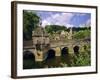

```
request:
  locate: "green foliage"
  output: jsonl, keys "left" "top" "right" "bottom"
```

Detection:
{"left": 23, "top": 10, "right": 40, "bottom": 40}
{"left": 73, "top": 30, "right": 90, "bottom": 39}
{"left": 45, "top": 25, "right": 91, "bottom": 39}
{"left": 72, "top": 26, "right": 91, "bottom": 32}
{"left": 45, "top": 25, "right": 68, "bottom": 34}
{"left": 71, "top": 52, "right": 91, "bottom": 66}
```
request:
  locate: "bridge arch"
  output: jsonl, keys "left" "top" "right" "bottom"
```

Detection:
{"left": 46, "top": 49, "right": 56, "bottom": 59}
{"left": 83, "top": 45, "right": 88, "bottom": 51}
{"left": 73, "top": 45, "right": 80, "bottom": 55}
{"left": 61, "top": 47, "right": 69, "bottom": 55}
{"left": 23, "top": 50, "right": 35, "bottom": 61}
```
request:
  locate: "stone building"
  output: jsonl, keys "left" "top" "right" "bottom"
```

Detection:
{"left": 23, "top": 22, "right": 50, "bottom": 61}
{"left": 32, "top": 26, "right": 50, "bottom": 51}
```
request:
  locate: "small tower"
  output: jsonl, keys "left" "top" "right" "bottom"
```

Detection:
{"left": 32, "top": 18, "right": 50, "bottom": 47}
{"left": 68, "top": 27, "right": 73, "bottom": 39}
{"left": 39, "top": 18, "right": 42, "bottom": 27}
{"left": 32, "top": 19, "right": 50, "bottom": 61}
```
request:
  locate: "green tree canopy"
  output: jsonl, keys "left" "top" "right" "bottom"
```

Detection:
{"left": 73, "top": 30, "right": 90, "bottom": 39}
{"left": 45, "top": 25, "right": 68, "bottom": 34}
{"left": 23, "top": 10, "right": 40, "bottom": 40}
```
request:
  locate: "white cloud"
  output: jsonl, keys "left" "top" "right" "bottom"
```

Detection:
{"left": 86, "top": 19, "right": 91, "bottom": 27}
{"left": 65, "top": 24, "right": 74, "bottom": 28}
{"left": 79, "top": 19, "right": 91, "bottom": 27}
{"left": 75, "top": 13, "right": 87, "bottom": 16}
{"left": 42, "top": 12, "right": 74, "bottom": 27}
{"left": 42, "top": 20, "right": 51, "bottom": 27}
{"left": 52, "top": 13, "right": 74, "bottom": 23}
{"left": 79, "top": 24, "right": 86, "bottom": 27}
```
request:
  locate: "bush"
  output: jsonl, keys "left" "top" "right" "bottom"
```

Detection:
{"left": 71, "top": 52, "right": 91, "bottom": 66}
{"left": 73, "top": 30, "right": 90, "bottom": 39}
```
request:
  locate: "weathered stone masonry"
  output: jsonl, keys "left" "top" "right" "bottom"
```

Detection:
{"left": 23, "top": 25, "right": 90, "bottom": 62}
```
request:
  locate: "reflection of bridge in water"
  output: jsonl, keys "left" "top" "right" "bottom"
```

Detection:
{"left": 23, "top": 26, "right": 90, "bottom": 62}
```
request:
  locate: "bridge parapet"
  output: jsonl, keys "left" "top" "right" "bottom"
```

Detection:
{"left": 23, "top": 39, "right": 90, "bottom": 62}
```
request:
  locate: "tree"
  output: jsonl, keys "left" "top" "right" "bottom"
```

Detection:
{"left": 45, "top": 25, "right": 68, "bottom": 34}
{"left": 73, "top": 30, "right": 90, "bottom": 39}
{"left": 23, "top": 10, "right": 40, "bottom": 40}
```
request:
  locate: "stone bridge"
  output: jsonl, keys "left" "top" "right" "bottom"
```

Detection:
{"left": 23, "top": 39, "right": 90, "bottom": 62}
{"left": 23, "top": 25, "right": 90, "bottom": 62}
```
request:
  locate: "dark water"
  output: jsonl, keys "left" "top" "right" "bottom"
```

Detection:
{"left": 23, "top": 49, "right": 91, "bottom": 69}
{"left": 23, "top": 54, "right": 74, "bottom": 69}
{"left": 23, "top": 44, "right": 82, "bottom": 69}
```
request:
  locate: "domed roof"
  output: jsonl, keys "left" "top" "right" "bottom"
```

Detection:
{"left": 32, "top": 27, "right": 49, "bottom": 37}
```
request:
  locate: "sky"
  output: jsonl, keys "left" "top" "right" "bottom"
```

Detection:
{"left": 35, "top": 11, "right": 91, "bottom": 28}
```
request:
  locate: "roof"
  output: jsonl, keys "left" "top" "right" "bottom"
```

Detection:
{"left": 32, "top": 27, "right": 49, "bottom": 37}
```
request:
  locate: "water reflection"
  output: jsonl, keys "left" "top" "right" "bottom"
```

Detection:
{"left": 61, "top": 47, "right": 69, "bottom": 55}
{"left": 46, "top": 49, "right": 55, "bottom": 59}
{"left": 23, "top": 53, "right": 74, "bottom": 69}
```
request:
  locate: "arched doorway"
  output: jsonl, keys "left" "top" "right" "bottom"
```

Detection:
{"left": 23, "top": 51, "right": 35, "bottom": 60}
{"left": 73, "top": 46, "right": 79, "bottom": 55}
{"left": 61, "top": 47, "right": 69, "bottom": 55}
{"left": 46, "top": 49, "right": 55, "bottom": 59}
{"left": 23, "top": 50, "right": 35, "bottom": 69}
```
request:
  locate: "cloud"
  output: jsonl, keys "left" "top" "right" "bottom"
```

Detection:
{"left": 79, "top": 19, "right": 91, "bottom": 27}
{"left": 75, "top": 13, "right": 87, "bottom": 16}
{"left": 42, "top": 20, "right": 51, "bottom": 27}
{"left": 65, "top": 24, "right": 74, "bottom": 27}
{"left": 38, "top": 11, "right": 91, "bottom": 28}
{"left": 86, "top": 19, "right": 91, "bottom": 27}
{"left": 41, "top": 12, "right": 74, "bottom": 27}
{"left": 52, "top": 13, "right": 74, "bottom": 22}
